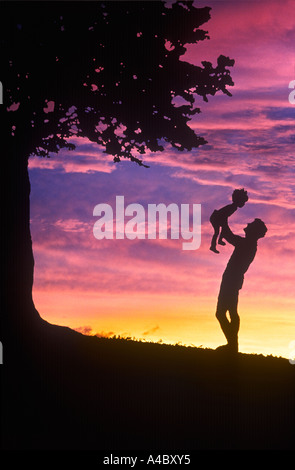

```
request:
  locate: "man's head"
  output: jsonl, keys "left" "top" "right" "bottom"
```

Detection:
{"left": 244, "top": 218, "right": 267, "bottom": 240}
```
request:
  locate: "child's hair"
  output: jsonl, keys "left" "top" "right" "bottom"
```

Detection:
{"left": 232, "top": 188, "right": 248, "bottom": 205}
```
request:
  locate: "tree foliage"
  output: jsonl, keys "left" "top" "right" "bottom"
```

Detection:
{"left": 2, "top": 0, "right": 234, "bottom": 166}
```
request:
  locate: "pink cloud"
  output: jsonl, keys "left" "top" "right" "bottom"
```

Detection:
{"left": 29, "top": 136, "right": 116, "bottom": 174}
{"left": 186, "top": 0, "right": 295, "bottom": 87}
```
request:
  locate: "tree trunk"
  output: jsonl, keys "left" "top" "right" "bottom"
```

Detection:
{"left": 2, "top": 143, "right": 41, "bottom": 359}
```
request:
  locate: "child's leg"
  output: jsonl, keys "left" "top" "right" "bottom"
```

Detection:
{"left": 218, "top": 227, "right": 226, "bottom": 246}
{"left": 210, "top": 225, "right": 220, "bottom": 253}
{"left": 210, "top": 211, "right": 221, "bottom": 253}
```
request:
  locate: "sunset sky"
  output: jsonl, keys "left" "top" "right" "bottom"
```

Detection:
{"left": 29, "top": 0, "right": 295, "bottom": 359}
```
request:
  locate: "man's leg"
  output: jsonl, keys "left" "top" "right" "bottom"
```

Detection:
{"left": 216, "top": 298, "right": 231, "bottom": 345}
{"left": 216, "top": 287, "right": 239, "bottom": 351}
{"left": 227, "top": 291, "right": 240, "bottom": 352}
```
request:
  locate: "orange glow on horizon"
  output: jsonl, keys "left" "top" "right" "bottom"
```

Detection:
{"left": 32, "top": 286, "right": 293, "bottom": 360}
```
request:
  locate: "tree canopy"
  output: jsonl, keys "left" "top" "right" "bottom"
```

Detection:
{"left": 2, "top": 1, "right": 234, "bottom": 166}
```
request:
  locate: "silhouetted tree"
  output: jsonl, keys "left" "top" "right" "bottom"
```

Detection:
{"left": 1, "top": 1, "right": 234, "bottom": 342}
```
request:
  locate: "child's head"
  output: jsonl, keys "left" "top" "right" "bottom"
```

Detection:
{"left": 232, "top": 188, "right": 248, "bottom": 207}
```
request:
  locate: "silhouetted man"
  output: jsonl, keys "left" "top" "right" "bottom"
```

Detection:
{"left": 216, "top": 218, "right": 267, "bottom": 353}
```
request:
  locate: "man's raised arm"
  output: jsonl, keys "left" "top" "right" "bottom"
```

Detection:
{"left": 221, "top": 220, "right": 241, "bottom": 246}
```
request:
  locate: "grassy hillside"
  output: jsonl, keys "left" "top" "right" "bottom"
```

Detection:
{"left": 2, "top": 319, "right": 295, "bottom": 450}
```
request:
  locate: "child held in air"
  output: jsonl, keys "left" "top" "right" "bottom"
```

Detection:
{"left": 210, "top": 188, "right": 248, "bottom": 254}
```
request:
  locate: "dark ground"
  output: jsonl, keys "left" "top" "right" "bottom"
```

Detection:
{"left": 1, "top": 318, "right": 295, "bottom": 452}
